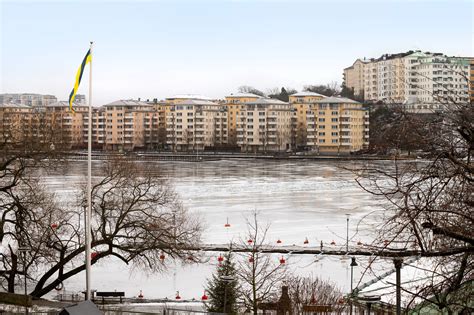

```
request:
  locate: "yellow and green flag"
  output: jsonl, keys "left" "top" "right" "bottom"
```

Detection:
{"left": 68, "top": 49, "right": 92, "bottom": 112}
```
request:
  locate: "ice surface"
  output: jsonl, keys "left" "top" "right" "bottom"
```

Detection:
{"left": 35, "top": 159, "right": 387, "bottom": 299}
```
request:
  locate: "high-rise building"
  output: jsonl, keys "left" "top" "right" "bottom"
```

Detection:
{"left": 343, "top": 59, "right": 368, "bottom": 99}
{"left": 343, "top": 51, "right": 471, "bottom": 106}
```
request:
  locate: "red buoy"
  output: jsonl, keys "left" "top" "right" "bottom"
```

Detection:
{"left": 247, "top": 239, "right": 253, "bottom": 244}
{"left": 279, "top": 256, "right": 286, "bottom": 264}
{"left": 91, "top": 252, "right": 98, "bottom": 259}
{"left": 217, "top": 255, "right": 224, "bottom": 263}
{"left": 175, "top": 291, "right": 181, "bottom": 300}
{"left": 224, "top": 218, "right": 231, "bottom": 228}
{"left": 357, "top": 240, "right": 363, "bottom": 246}
{"left": 276, "top": 239, "right": 282, "bottom": 244}
{"left": 304, "top": 237, "right": 309, "bottom": 244}
{"left": 138, "top": 290, "right": 144, "bottom": 299}
{"left": 51, "top": 223, "right": 59, "bottom": 229}
{"left": 160, "top": 253, "right": 165, "bottom": 261}
{"left": 330, "top": 240, "right": 336, "bottom": 245}
{"left": 249, "top": 256, "right": 254, "bottom": 263}
{"left": 201, "top": 291, "right": 208, "bottom": 301}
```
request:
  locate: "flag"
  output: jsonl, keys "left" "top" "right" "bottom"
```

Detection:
{"left": 68, "top": 49, "right": 92, "bottom": 112}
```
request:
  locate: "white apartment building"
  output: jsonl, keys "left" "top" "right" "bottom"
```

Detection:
{"left": 344, "top": 51, "right": 471, "bottom": 105}
{"left": 236, "top": 98, "right": 293, "bottom": 152}
{"left": 166, "top": 99, "right": 228, "bottom": 151}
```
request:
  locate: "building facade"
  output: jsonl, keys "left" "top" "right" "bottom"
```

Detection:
{"left": 224, "top": 93, "right": 262, "bottom": 147}
{"left": 165, "top": 99, "right": 228, "bottom": 151}
{"left": 344, "top": 51, "right": 471, "bottom": 105}
{"left": 306, "top": 97, "right": 369, "bottom": 154}
{"left": 288, "top": 91, "right": 325, "bottom": 149}
{"left": 236, "top": 98, "right": 293, "bottom": 152}
{"left": 343, "top": 59, "right": 368, "bottom": 98}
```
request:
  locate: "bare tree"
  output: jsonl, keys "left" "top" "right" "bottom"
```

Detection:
{"left": 352, "top": 96, "right": 473, "bottom": 311}
{"left": 286, "top": 274, "right": 343, "bottom": 313}
{"left": 236, "top": 211, "right": 287, "bottom": 314}
{"left": 1, "top": 156, "right": 202, "bottom": 297}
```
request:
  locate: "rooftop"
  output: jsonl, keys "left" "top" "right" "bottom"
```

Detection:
{"left": 225, "top": 92, "right": 262, "bottom": 98}
{"left": 166, "top": 94, "right": 214, "bottom": 101}
{"left": 104, "top": 100, "right": 153, "bottom": 107}
{"left": 290, "top": 91, "right": 326, "bottom": 97}
{"left": 247, "top": 98, "right": 289, "bottom": 105}
{"left": 176, "top": 99, "right": 220, "bottom": 106}
{"left": 316, "top": 97, "right": 360, "bottom": 104}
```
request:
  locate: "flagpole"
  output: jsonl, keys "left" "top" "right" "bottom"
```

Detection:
{"left": 85, "top": 41, "right": 93, "bottom": 301}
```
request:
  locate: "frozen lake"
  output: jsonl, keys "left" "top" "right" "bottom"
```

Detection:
{"left": 39, "top": 159, "right": 389, "bottom": 300}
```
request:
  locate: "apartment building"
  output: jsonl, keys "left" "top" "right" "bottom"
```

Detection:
{"left": 0, "top": 101, "right": 87, "bottom": 148}
{"left": 468, "top": 59, "right": 474, "bottom": 103}
{"left": 306, "top": 97, "right": 369, "bottom": 154}
{"left": 166, "top": 99, "right": 227, "bottom": 151}
{"left": 236, "top": 98, "right": 293, "bottom": 152}
{"left": 288, "top": 91, "right": 325, "bottom": 149}
{"left": 103, "top": 100, "right": 156, "bottom": 151}
{"left": 0, "top": 93, "right": 58, "bottom": 107}
{"left": 343, "top": 59, "right": 368, "bottom": 98}
{"left": 344, "top": 51, "right": 471, "bottom": 105}
{"left": 224, "top": 93, "right": 262, "bottom": 146}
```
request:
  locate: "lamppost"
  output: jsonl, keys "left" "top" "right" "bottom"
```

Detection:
{"left": 220, "top": 275, "right": 235, "bottom": 314}
{"left": 345, "top": 213, "right": 350, "bottom": 252}
{"left": 349, "top": 257, "right": 358, "bottom": 315}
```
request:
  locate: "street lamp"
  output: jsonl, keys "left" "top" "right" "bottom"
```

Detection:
{"left": 349, "top": 257, "right": 358, "bottom": 315}
{"left": 220, "top": 275, "right": 235, "bottom": 314}
{"left": 345, "top": 214, "right": 350, "bottom": 252}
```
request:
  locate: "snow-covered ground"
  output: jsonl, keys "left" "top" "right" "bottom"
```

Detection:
{"left": 36, "top": 159, "right": 390, "bottom": 300}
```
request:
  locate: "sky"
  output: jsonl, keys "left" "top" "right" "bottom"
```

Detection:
{"left": 1, "top": 0, "right": 473, "bottom": 105}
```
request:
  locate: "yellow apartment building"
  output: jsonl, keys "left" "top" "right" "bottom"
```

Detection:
{"left": 343, "top": 59, "right": 367, "bottom": 98}
{"left": 288, "top": 91, "right": 325, "bottom": 149}
{"left": 306, "top": 97, "right": 369, "bottom": 154}
{"left": 166, "top": 99, "right": 227, "bottom": 151}
{"left": 224, "top": 93, "right": 261, "bottom": 146}
{"left": 103, "top": 100, "right": 155, "bottom": 151}
{"left": 236, "top": 98, "right": 292, "bottom": 152}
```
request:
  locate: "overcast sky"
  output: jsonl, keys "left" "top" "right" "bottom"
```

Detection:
{"left": 1, "top": 0, "right": 473, "bottom": 105}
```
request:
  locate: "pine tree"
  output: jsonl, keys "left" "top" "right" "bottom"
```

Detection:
{"left": 205, "top": 251, "right": 239, "bottom": 314}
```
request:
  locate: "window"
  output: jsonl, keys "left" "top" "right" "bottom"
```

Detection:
{"left": 319, "top": 139, "right": 325, "bottom": 143}
{"left": 318, "top": 118, "right": 325, "bottom": 122}
{"left": 332, "top": 125, "right": 338, "bottom": 129}
{"left": 319, "top": 125, "right": 325, "bottom": 129}
{"left": 318, "top": 132, "right": 325, "bottom": 136}
{"left": 331, "top": 118, "right": 338, "bottom": 122}
{"left": 332, "top": 139, "right": 338, "bottom": 143}
{"left": 331, "top": 132, "right": 338, "bottom": 136}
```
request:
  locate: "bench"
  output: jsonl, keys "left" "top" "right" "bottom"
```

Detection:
{"left": 95, "top": 291, "right": 125, "bottom": 304}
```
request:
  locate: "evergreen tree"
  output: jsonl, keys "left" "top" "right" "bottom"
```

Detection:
{"left": 205, "top": 251, "right": 239, "bottom": 314}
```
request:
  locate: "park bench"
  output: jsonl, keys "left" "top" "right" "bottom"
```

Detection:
{"left": 95, "top": 291, "right": 125, "bottom": 304}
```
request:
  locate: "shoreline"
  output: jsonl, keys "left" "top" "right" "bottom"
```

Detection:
{"left": 61, "top": 151, "right": 408, "bottom": 162}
